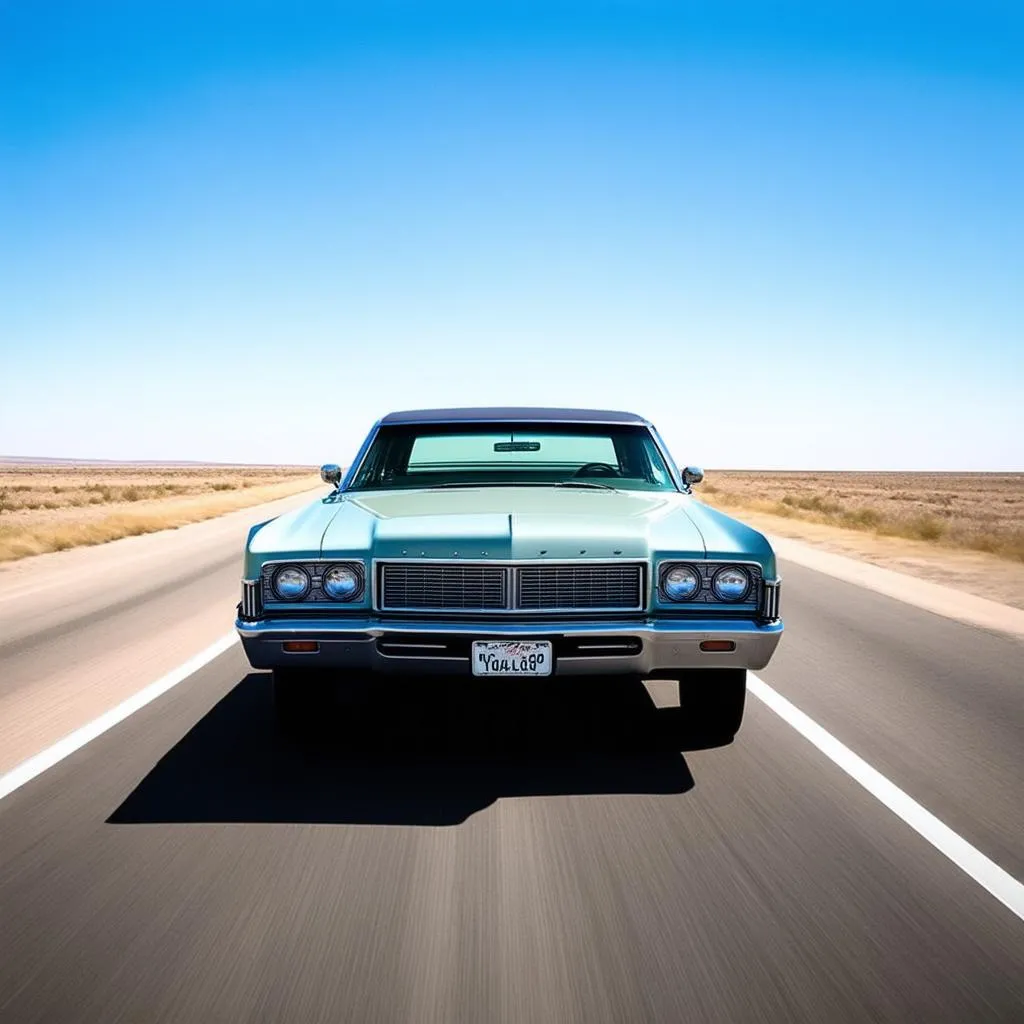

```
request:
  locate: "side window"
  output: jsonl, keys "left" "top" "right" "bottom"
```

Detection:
{"left": 641, "top": 436, "right": 673, "bottom": 486}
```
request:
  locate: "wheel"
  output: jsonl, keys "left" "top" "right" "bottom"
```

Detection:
{"left": 272, "top": 667, "right": 332, "bottom": 733}
{"left": 677, "top": 668, "right": 747, "bottom": 744}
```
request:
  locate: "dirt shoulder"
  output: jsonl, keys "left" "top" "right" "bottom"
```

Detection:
{"left": 703, "top": 501, "right": 1024, "bottom": 611}
{"left": 699, "top": 470, "right": 1024, "bottom": 611}
{"left": 0, "top": 465, "right": 321, "bottom": 563}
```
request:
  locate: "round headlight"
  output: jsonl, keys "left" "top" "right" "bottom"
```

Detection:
{"left": 323, "top": 564, "right": 360, "bottom": 601}
{"left": 662, "top": 565, "right": 700, "bottom": 601}
{"left": 712, "top": 566, "right": 750, "bottom": 602}
{"left": 272, "top": 565, "right": 310, "bottom": 601}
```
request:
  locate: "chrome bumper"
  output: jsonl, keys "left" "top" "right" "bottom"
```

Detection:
{"left": 236, "top": 615, "right": 784, "bottom": 675}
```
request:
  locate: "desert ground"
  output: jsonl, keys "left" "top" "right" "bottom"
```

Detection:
{"left": 2, "top": 463, "right": 1022, "bottom": 607}
{"left": 0, "top": 463, "right": 320, "bottom": 563}
{"left": 700, "top": 470, "right": 1024, "bottom": 608}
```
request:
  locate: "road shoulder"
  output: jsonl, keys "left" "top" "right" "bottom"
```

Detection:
{"left": 771, "top": 532, "right": 1024, "bottom": 638}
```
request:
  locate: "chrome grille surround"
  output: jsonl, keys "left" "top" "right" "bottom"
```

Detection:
{"left": 375, "top": 560, "right": 647, "bottom": 614}
{"left": 517, "top": 563, "right": 644, "bottom": 611}
{"left": 379, "top": 563, "right": 508, "bottom": 612}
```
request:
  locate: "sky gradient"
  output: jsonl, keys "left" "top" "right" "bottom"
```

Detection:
{"left": 1, "top": 1, "right": 1021, "bottom": 469}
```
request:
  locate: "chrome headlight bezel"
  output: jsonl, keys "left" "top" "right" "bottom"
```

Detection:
{"left": 659, "top": 563, "right": 701, "bottom": 602}
{"left": 271, "top": 564, "right": 312, "bottom": 602}
{"left": 322, "top": 562, "right": 365, "bottom": 602}
{"left": 711, "top": 565, "right": 751, "bottom": 603}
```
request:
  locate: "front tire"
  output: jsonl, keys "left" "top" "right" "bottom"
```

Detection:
{"left": 677, "top": 668, "right": 747, "bottom": 744}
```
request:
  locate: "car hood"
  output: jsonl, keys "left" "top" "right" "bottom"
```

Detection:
{"left": 319, "top": 487, "right": 707, "bottom": 560}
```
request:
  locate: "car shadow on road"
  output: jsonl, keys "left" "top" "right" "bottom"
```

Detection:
{"left": 108, "top": 673, "right": 717, "bottom": 827}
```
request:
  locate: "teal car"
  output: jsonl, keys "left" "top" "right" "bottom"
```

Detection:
{"left": 236, "top": 408, "right": 782, "bottom": 741}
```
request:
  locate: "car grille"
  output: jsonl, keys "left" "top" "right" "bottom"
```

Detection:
{"left": 379, "top": 564, "right": 508, "bottom": 611}
{"left": 517, "top": 564, "right": 643, "bottom": 611}
{"left": 377, "top": 562, "right": 645, "bottom": 613}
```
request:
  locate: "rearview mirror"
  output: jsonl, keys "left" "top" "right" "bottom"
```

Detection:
{"left": 320, "top": 463, "right": 342, "bottom": 487}
{"left": 682, "top": 466, "right": 704, "bottom": 487}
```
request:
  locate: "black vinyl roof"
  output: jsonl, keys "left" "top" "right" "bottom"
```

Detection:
{"left": 379, "top": 407, "right": 650, "bottom": 425}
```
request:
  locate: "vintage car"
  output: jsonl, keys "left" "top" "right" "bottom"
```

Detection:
{"left": 236, "top": 407, "right": 782, "bottom": 741}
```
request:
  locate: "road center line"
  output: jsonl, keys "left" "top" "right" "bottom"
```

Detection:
{"left": 747, "top": 672, "right": 1024, "bottom": 922}
{"left": 0, "top": 633, "right": 238, "bottom": 803}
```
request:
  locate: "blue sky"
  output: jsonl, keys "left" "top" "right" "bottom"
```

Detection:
{"left": 1, "top": 1, "right": 1021, "bottom": 469}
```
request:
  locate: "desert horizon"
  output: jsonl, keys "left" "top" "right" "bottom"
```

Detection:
{"left": 2, "top": 460, "right": 1021, "bottom": 608}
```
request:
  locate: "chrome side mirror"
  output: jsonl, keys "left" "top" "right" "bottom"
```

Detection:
{"left": 320, "top": 463, "right": 342, "bottom": 487}
{"left": 682, "top": 466, "right": 704, "bottom": 488}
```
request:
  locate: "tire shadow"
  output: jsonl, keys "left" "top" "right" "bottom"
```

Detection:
{"left": 109, "top": 673, "right": 719, "bottom": 827}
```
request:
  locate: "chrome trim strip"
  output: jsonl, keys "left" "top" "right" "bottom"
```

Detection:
{"left": 377, "top": 652, "right": 465, "bottom": 661}
{"left": 238, "top": 616, "right": 783, "bottom": 639}
{"left": 381, "top": 642, "right": 451, "bottom": 650}
{"left": 760, "top": 578, "right": 782, "bottom": 622}
{"left": 239, "top": 579, "right": 262, "bottom": 621}
{"left": 236, "top": 616, "right": 784, "bottom": 673}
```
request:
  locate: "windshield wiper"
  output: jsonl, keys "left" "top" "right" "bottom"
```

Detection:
{"left": 416, "top": 480, "right": 619, "bottom": 491}
{"left": 422, "top": 482, "right": 507, "bottom": 489}
{"left": 553, "top": 480, "right": 618, "bottom": 491}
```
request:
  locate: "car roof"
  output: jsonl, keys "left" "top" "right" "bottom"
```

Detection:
{"left": 379, "top": 407, "right": 651, "bottom": 426}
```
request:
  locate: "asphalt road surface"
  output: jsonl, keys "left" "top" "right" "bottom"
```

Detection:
{"left": 1, "top": 504, "right": 1022, "bottom": 1023}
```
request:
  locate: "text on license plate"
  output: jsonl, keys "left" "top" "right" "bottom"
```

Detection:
{"left": 472, "top": 640, "right": 553, "bottom": 676}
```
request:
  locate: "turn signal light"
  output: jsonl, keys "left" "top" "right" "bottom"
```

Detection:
{"left": 700, "top": 640, "right": 736, "bottom": 653}
{"left": 282, "top": 641, "right": 319, "bottom": 654}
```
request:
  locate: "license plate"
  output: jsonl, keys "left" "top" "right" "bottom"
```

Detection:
{"left": 472, "top": 640, "right": 553, "bottom": 677}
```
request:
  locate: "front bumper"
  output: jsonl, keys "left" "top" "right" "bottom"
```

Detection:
{"left": 236, "top": 615, "right": 784, "bottom": 676}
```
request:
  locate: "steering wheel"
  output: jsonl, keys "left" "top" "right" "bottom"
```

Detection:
{"left": 573, "top": 462, "right": 620, "bottom": 477}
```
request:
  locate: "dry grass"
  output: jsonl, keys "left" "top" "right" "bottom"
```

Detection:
{"left": 699, "top": 471, "right": 1024, "bottom": 563}
{"left": 0, "top": 464, "right": 320, "bottom": 563}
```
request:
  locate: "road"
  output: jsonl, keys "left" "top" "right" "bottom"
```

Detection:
{"left": 0, "top": 497, "right": 1021, "bottom": 1023}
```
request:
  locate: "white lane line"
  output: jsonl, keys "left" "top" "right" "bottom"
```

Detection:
{"left": 0, "top": 632, "right": 238, "bottom": 803}
{"left": 747, "top": 673, "right": 1024, "bottom": 923}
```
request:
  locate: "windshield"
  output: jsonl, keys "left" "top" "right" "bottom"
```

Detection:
{"left": 348, "top": 422, "right": 678, "bottom": 492}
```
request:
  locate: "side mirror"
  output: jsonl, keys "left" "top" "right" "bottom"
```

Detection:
{"left": 682, "top": 466, "right": 704, "bottom": 488}
{"left": 320, "top": 463, "right": 342, "bottom": 487}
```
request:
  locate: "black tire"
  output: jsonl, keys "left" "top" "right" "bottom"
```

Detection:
{"left": 272, "top": 667, "right": 332, "bottom": 733}
{"left": 677, "top": 668, "right": 747, "bottom": 744}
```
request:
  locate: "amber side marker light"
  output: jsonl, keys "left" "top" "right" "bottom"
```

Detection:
{"left": 282, "top": 641, "right": 320, "bottom": 654}
{"left": 700, "top": 640, "right": 736, "bottom": 653}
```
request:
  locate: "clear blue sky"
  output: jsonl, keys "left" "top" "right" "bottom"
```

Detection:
{"left": 1, "top": 1, "right": 1021, "bottom": 469}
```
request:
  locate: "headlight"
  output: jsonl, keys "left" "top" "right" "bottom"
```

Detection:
{"left": 272, "top": 565, "right": 311, "bottom": 601}
{"left": 712, "top": 566, "right": 750, "bottom": 602}
{"left": 662, "top": 564, "right": 700, "bottom": 601}
{"left": 323, "top": 564, "right": 361, "bottom": 601}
